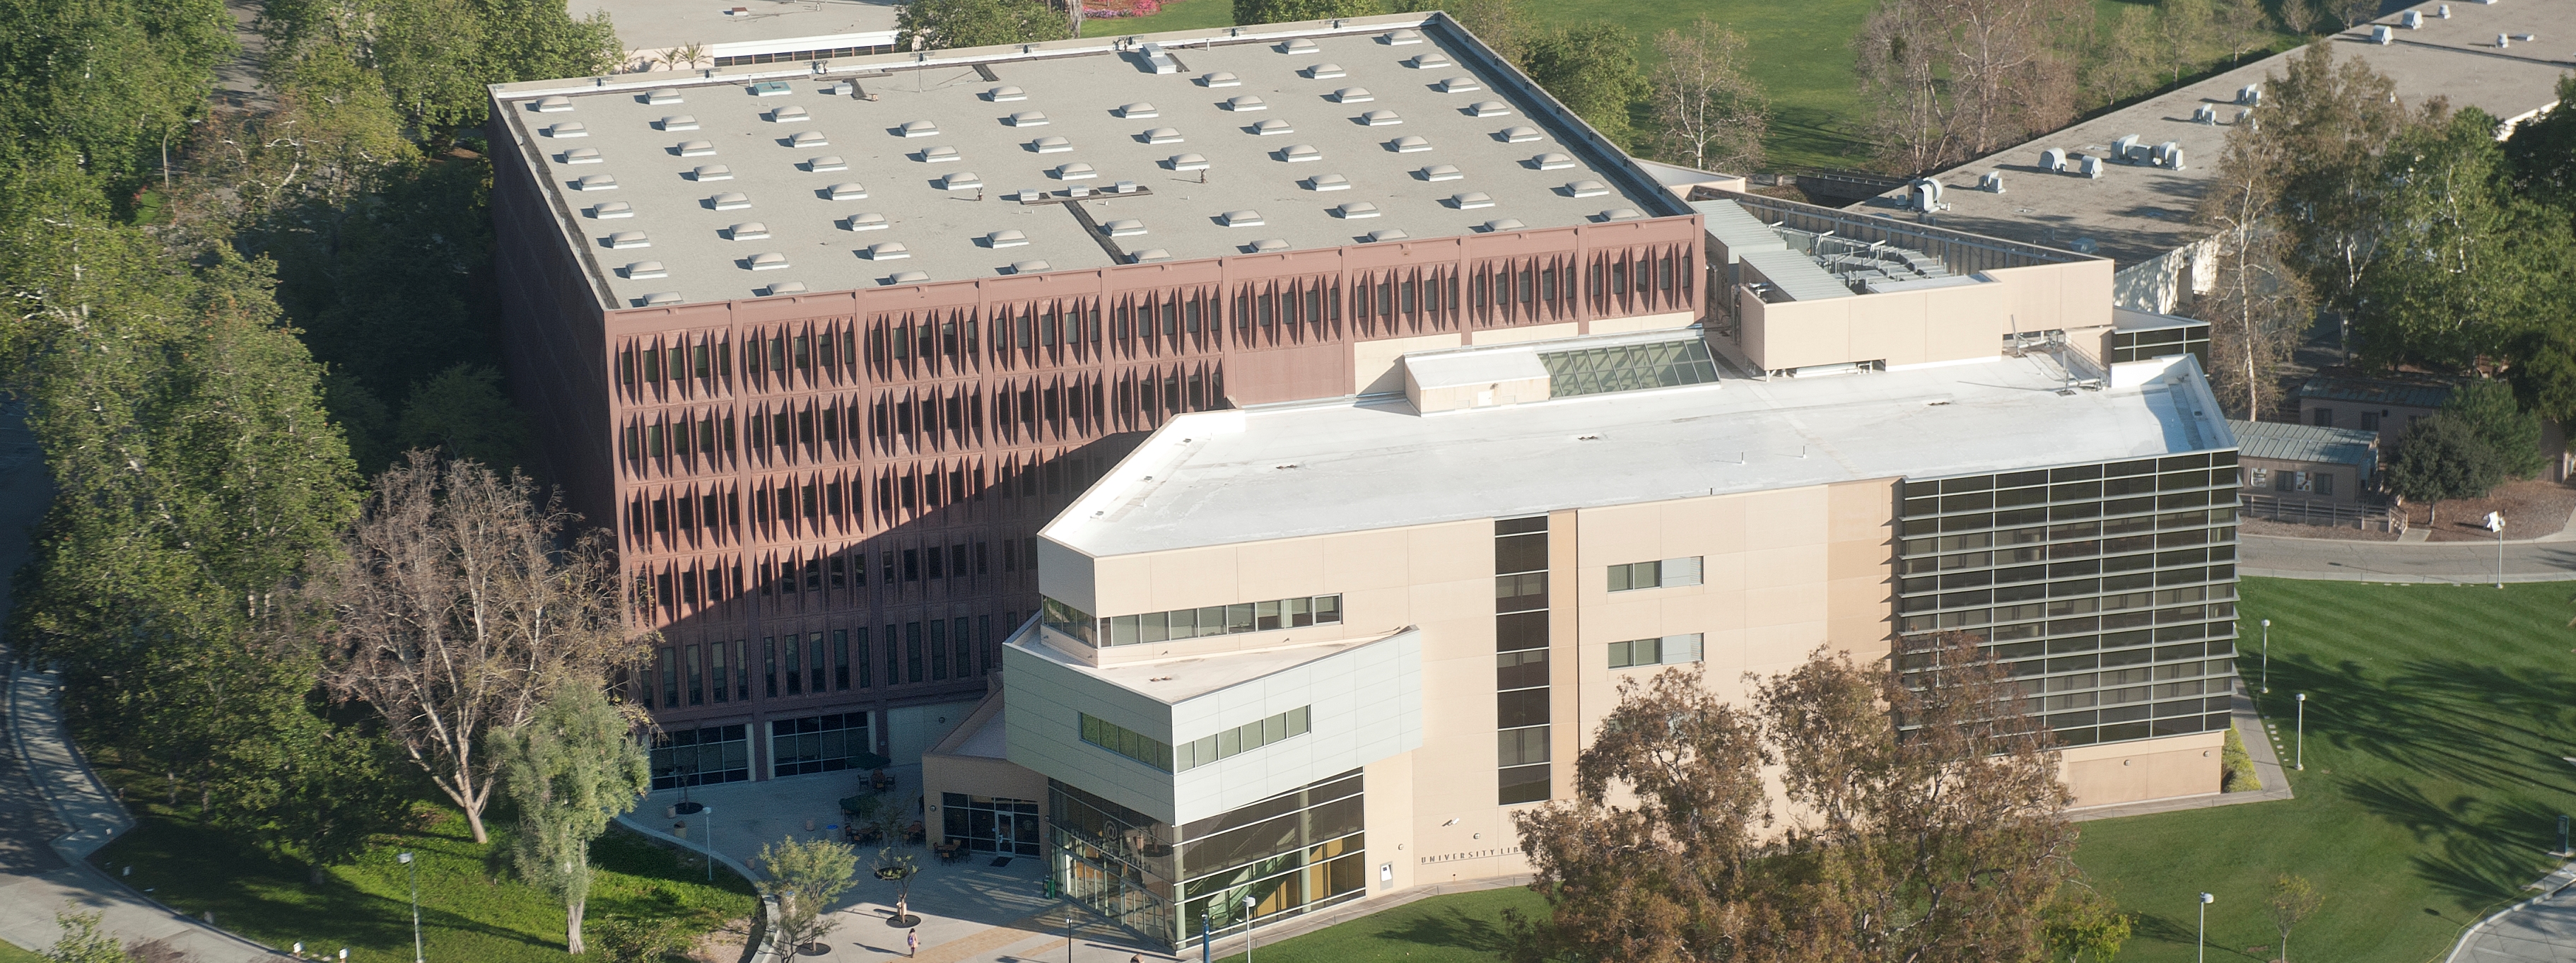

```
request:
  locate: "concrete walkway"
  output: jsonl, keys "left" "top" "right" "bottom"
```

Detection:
{"left": 2239, "top": 532, "right": 2576, "bottom": 582}
{"left": 2067, "top": 689, "right": 2294, "bottom": 822}
{"left": 2447, "top": 863, "right": 2576, "bottom": 963}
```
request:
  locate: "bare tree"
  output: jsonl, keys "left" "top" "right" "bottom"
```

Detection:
{"left": 2267, "top": 874, "right": 2324, "bottom": 962}
{"left": 2082, "top": 5, "right": 2162, "bottom": 110}
{"left": 1854, "top": 0, "right": 1953, "bottom": 174}
{"left": 315, "top": 451, "right": 648, "bottom": 844}
{"left": 1854, "top": 0, "right": 2088, "bottom": 173}
{"left": 1649, "top": 21, "right": 1770, "bottom": 175}
{"left": 2197, "top": 105, "right": 2315, "bottom": 419}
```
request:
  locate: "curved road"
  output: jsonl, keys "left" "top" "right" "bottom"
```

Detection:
{"left": 2240, "top": 527, "right": 2576, "bottom": 583}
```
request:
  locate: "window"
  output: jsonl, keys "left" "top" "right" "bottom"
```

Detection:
{"left": 1174, "top": 706, "right": 1311, "bottom": 771}
{"left": 770, "top": 713, "right": 874, "bottom": 778}
{"left": 2310, "top": 407, "right": 2334, "bottom": 427}
{"left": 1041, "top": 596, "right": 1097, "bottom": 646}
{"left": 1610, "top": 633, "right": 1706, "bottom": 669}
{"left": 2360, "top": 412, "right": 2380, "bottom": 431}
{"left": 1103, "top": 595, "right": 1340, "bottom": 646}
{"left": 1079, "top": 712, "right": 1173, "bottom": 771}
{"left": 1610, "top": 556, "right": 1702, "bottom": 592}
{"left": 650, "top": 725, "right": 749, "bottom": 789}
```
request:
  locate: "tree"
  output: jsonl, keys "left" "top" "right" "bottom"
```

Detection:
{"left": 1852, "top": 0, "right": 1950, "bottom": 173}
{"left": 2196, "top": 96, "right": 2314, "bottom": 419}
{"left": 757, "top": 837, "right": 860, "bottom": 956}
{"left": 42, "top": 912, "right": 134, "bottom": 963}
{"left": 588, "top": 916, "right": 690, "bottom": 963}
{"left": 1649, "top": 21, "right": 1769, "bottom": 174}
{"left": 2353, "top": 107, "right": 2570, "bottom": 370}
{"left": 2441, "top": 379, "right": 2545, "bottom": 479}
{"left": 397, "top": 364, "right": 531, "bottom": 470}
{"left": 2262, "top": 43, "right": 2409, "bottom": 327}
{"left": 2081, "top": 6, "right": 2162, "bottom": 110}
{"left": 490, "top": 683, "right": 651, "bottom": 954}
{"left": 1388, "top": 0, "right": 1537, "bottom": 65}
{"left": 1853, "top": 0, "right": 2088, "bottom": 173}
{"left": 2502, "top": 75, "right": 2576, "bottom": 209}
{"left": 1506, "top": 666, "right": 1771, "bottom": 963}
{"left": 315, "top": 452, "right": 645, "bottom": 844}
{"left": 2386, "top": 414, "right": 2505, "bottom": 525}
{"left": 2266, "top": 874, "right": 2323, "bottom": 962}
{"left": 1231, "top": 0, "right": 1378, "bottom": 28}
{"left": 1523, "top": 24, "right": 1646, "bottom": 142}
{"left": 2042, "top": 886, "right": 2133, "bottom": 963}
{"left": 211, "top": 693, "right": 415, "bottom": 884}
{"left": 2157, "top": 0, "right": 2216, "bottom": 87}
{"left": 896, "top": 0, "right": 1071, "bottom": 52}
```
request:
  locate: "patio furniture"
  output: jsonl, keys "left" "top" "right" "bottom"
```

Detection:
{"left": 904, "top": 820, "right": 926, "bottom": 844}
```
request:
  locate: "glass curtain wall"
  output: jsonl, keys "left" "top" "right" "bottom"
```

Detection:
{"left": 1048, "top": 770, "right": 1367, "bottom": 950}
{"left": 1894, "top": 451, "right": 2243, "bottom": 745}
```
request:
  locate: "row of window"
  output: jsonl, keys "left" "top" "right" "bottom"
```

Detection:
{"left": 622, "top": 450, "right": 1108, "bottom": 559}
{"left": 643, "top": 712, "right": 879, "bottom": 788}
{"left": 1899, "top": 512, "right": 2235, "bottom": 571}
{"left": 1608, "top": 633, "right": 1706, "bottom": 670}
{"left": 636, "top": 536, "right": 1041, "bottom": 624}
{"left": 1608, "top": 556, "right": 1703, "bottom": 592}
{"left": 642, "top": 617, "right": 1002, "bottom": 710}
{"left": 1080, "top": 712, "right": 1173, "bottom": 772}
{"left": 1101, "top": 595, "right": 1345, "bottom": 647}
{"left": 2248, "top": 466, "right": 2338, "bottom": 496}
{"left": 1495, "top": 516, "right": 1553, "bottom": 807}
{"left": 1175, "top": 706, "right": 1313, "bottom": 772}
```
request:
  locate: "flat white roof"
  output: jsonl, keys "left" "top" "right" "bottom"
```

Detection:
{"left": 1047, "top": 336, "right": 2235, "bottom": 556}
{"left": 1012, "top": 624, "right": 1415, "bottom": 703}
{"left": 574, "top": 0, "right": 898, "bottom": 58}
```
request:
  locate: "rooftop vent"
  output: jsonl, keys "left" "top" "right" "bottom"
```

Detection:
{"left": 1308, "top": 173, "right": 1350, "bottom": 190}
{"left": 1306, "top": 64, "right": 1346, "bottom": 79}
{"left": 574, "top": 173, "right": 619, "bottom": 190}
{"left": 1467, "top": 101, "right": 1510, "bottom": 117}
{"left": 1032, "top": 135, "right": 1072, "bottom": 153}
{"left": 1439, "top": 77, "right": 1482, "bottom": 93}
{"left": 1366, "top": 228, "right": 1409, "bottom": 242}
{"left": 606, "top": 230, "right": 650, "bottom": 248}
{"left": 1281, "top": 37, "right": 1319, "bottom": 54}
{"left": 2111, "top": 133, "right": 2143, "bottom": 161}
{"left": 989, "top": 86, "right": 1028, "bottom": 101}
{"left": 2370, "top": 23, "right": 2394, "bottom": 43}
{"left": 691, "top": 165, "right": 733, "bottom": 181}
{"left": 647, "top": 89, "right": 684, "bottom": 105}
{"left": 1483, "top": 217, "right": 1526, "bottom": 232}
{"left": 2078, "top": 154, "right": 2104, "bottom": 179}
{"left": 1248, "top": 238, "right": 1290, "bottom": 252}
{"left": 1407, "top": 53, "right": 1453, "bottom": 69}
{"left": 2040, "top": 146, "right": 2067, "bottom": 170}
{"left": 1383, "top": 28, "right": 1422, "bottom": 45}
{"left": 1565, "top": 180, "right": 1610, "bottom": 197}
{"left": 865, "top": 241, "right": 911, "bottom": 259}
{"left": 1221, "top": 209, "right": 1265, "bottom": 226}
{"left": 1102, "top": 218, "right": 1148, "bottom": 236}
{"left": 826, "top": 182, "right": 867, "bottom": 200}
{"left": 2401, "top": 8, "right": 2423, "bottom": 26}
{"left": 1533, "top": 152, "right": 1574, "bottom": 170}
{"left": 1109, "top": 178, "right": 1142, "bottom": 193}
{"left": 1119, "top": 102, "right": 1159, "bottom": 118}
{"left": 845, "top": 212, "right": 889, "bottom": 230}
{"left": 2192, "top": 104, "right": 2218, "bottom": 124}
{"left": 545, "top": 122, "right": 587, "bottom": 138}
{"left": 1598, "top": 207, "right": 1642, "bottom": 221}
{"left": 789, "top": 130, "right": 828, "bottom": 147}
{"left": 922, "top": 145, "right": 961, "bottom": 163}
{"left": 710, "top": 192, "right": 751, "bottom": 210}
{"left": 1013, "top": 187, "right": 1049, "bottom": 201}
{"left": 1142, "top": 127, "right": 1184, "bottom": 144}
{"left": 1008, "top": 260, "right": 1051, "bottom": 274}
{"left": 532, "top": 95, "right": 573, "bottom": 112}
{"left": 561, "top": 147, "right": 602, "bottom": 163}
{"left": 1451, "top": 191, "right": 1493, "bottom": 209}
{"left": 1253, "top": 119, "right": 1294, "bottom": 135}
{"left": 1169, "top": 153, "right": 1210, "bottom": 171}
{"left": 769, "top": 106, "right": 809, "bottom": 122}
{"left": 941, "top": 172, "right": 983, "bottom": 190}
{"left": 1420, "top": 163, "right": 1462, "bottom": 181}
{"left": 763, "top": 281, "right": 808, "bottom": 296}
{"left": 589, "top": 201, "right": 634, "bottom": 218}
{"left": 807, "top": 156, "right": 848, "bottom": 172}
{"left": 1226, "top": 95, "right": 1267, "bottom": 111}
{"left": 1009, "top": 110, "right": 1050, "bottom": 126}
{"left": 1282, "top": 144, "right": 1323, "bottom": 163}
{"left": 986, "top": 230, "right": 1030, "bottom": 247}
{"left": 886, "top": 270, "right": 931, "bottom": 284}
{"left": 726, "top": 221, "right": 770, "bottom": 240}
{"left": 1130, "top": 249, "right": 1173, "bottom": 263}
{"left": 660, "top": 115, "right": 698, "bottom": 131}
{"left": 621, "top": 260, "right": 667, "bottom": 278}
{"left": 827, "top": 81, "right": 855, "bottom": 96}
{"left": 750, "top": 81, "right": 791, "bottom": 96}
{"left": 1138, "top": 41, "right": 1178, "bottom": 74}
{"left": 1391, "top": 136, "right": 1432, "bottom": 152}
{"left": 1500, "top": 126, "right": 1542, "bottom": 143}
{"left": 1201, "top": 71, "right": 1241, "bottom": 87}
{"left": 1334, "top": 87, "right": 1374, "bottom": 103}
{"left": 1361, "top": 110, "right": 1403, "bottom": 126}
{"left": 1335, "top": 202, "right": 1381, "bottom": 218}
{"left": 1054, "top": 162, "right": 1097, "bottom": 180}
{"left": 677, "top": 140, "right": 717, "bottom": 156}
{"left": 899, "top": 120, "right": 939, "bottom": 137}
{"left": 640, "top": 291, "right": 684, "bottom": 305}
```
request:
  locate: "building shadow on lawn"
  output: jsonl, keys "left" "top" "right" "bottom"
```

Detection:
{"left": 1375, "top": 904, "right": 1515, "bottom": 953}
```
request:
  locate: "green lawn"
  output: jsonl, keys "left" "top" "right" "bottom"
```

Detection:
{"left": 0, "top": 939, "right": 40, "bottom": 963}
{"left": 1212, "top": 887, "right": 1545, "bottom": 963}
{"left": 90, "top": 786, "right": 756, "bottom": 963}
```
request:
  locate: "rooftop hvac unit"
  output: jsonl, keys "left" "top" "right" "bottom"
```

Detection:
{"left": 2193, "top": 104, "right": 2218, "bottom": 124}
{"left": 2401, "top": 9, "right": 2423, "bottom": 26}
{"left": 2041, "top": 146, "right": 2068, "bottom": 170}
{"left": 2078, "top": 154, "right": 2104, "bottom": 179}
{"left": 2164, "top": 146, "right": 2186, "bottom": 170}
{"left": 2495, "top": 33, "right": 2510, "bottom": 47}
{"left": 2372, "top": 24, "right": 2394, "bottom": 43}
{"left": 2111, "top": 134, "right": 2143, "bottom": 161}
{"left": 2237, "top": 108, "right": 2255, "bottom": 128}
{"left": 2437, "top": 3, "right": 2449, "bottom": 16}
{"left": 1910, "top": 177, "right": 1945, "bottom": 211}
{"left": 2236, "top": 83, "right": 2261, "bottom": 106}
{"left": 1979, "top": 171, "right": 2006, "bottom": 194}
{"left": 1138, "top": 43, "right": 1177, "bottom": 74}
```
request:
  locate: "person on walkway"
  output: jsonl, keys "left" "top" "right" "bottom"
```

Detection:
{"left": 907, "top": 928, "right": 919, "bottom": 957}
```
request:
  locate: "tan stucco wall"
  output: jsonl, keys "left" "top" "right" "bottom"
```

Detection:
{"left": 2059, "top": 730, "right": 2227, "bottom": 808}
{"left": 1354, "top": 333, "right": 1465, "bottom": 395}
{"left": 1738, "top": 259, "right": 2114, "bottom": 373}
{"left": 921, "top": 753, "right": 1051, "bottom": 846}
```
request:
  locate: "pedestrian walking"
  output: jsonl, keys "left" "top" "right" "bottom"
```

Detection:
{"left": 908, "top": 928, "right": 919, "bottom": 957}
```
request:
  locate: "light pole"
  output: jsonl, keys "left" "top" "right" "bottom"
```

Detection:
{"left": 398, "top": 852, "right": 423, "bottom": 963}
{"left": 1242, "top": 894, "right": 1258, "bottom": 963}
{"left": 2490, "top": 512, "right": 2507, "bottom": 588}
{"left": 2259, "top": 619, "right": 2271, "bottom": 694}
{"left": 1202, "top": 905, "right": 1213, "bottom": 963}
{"left": 2294, "top": 693, "right": 2307, "bottom": 771}
{"left": 2197, "top": 892, "right": 2215, "bottom": 963}
{"left": 675, "top": 801, "right": 714, "bottom": 881}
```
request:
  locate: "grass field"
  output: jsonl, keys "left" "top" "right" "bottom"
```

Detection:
{"left": 90, "top": 786, "right": 756, "bottom": 963}
{"left": 0, "top": 939, "right": 39, "bottom": 963}
{"left": 1196, "top": 576, "right": 2576, "bottom": 963}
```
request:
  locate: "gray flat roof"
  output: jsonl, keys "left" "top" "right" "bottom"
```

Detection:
{"left": 2230, "top": 419, "right": 2377, "bottom": 470}
{"left": 573, "top": 0, "right": 898, "bottom": 59}
{"left": 1881, "top": 0, "right": 2574, "bottom": 267}
{"left": 493, "top": 15, "right": 1675, "bottom": 308}
{"left": 1046, "top": 333, "right": 2236, "bottom": 556}
{"left": 1012, "top": 624, "right": 1413, "bottom": 703}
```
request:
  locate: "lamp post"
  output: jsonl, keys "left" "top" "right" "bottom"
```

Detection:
{"left": 674, "top": 802, "right": 713, "bottom": 881}
{"left": 2294, "top": 693, "right": 2307, "bottom": 771}
{"left": 2488, "top": 512, "right": 2507, "bottom": 588}
{"left": 398, "top": 852, "right": 423, "bottom": 963}
{"left": 1242, "top": 894, "right": 1258, "bottom": 963}
{"left": 2259, "top": 619, "right": 2271, "bottom": 694}
{"left": 2197, "top": 892, "right": 2215, "bottom": 963}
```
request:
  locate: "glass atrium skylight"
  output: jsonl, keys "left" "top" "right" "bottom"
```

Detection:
{"left": 1540, "top": 339, "right": 1721, "bottom": 397}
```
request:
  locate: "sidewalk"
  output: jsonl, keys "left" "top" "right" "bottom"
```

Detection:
{"left": 2067, "top": 689, "right": 2293, "bottom": 822}
{"left": 2447, "top": 861, "right": 2576, "bottom": 963}
{"left": 2238, "top": 533, "right": 2576, "bottom": 583}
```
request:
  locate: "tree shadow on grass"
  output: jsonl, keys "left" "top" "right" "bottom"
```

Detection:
{"left": 2342, "top": 776, "right": 2565, "bottom": 909}
{"left": 1373, "top": 905, "right": 1514, "bottom": 953}
{"left": 2266, "top": 657, "right": 2576, "bottom": 793}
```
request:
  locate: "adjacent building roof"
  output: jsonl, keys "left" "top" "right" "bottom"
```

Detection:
{"left": 1046, "top": 330, "right": 2236, "bottom": 557}
{"left": 573, "top": 0, "right": 898, "bottom": 63}
{"left": 2230, "top": 419, "right": 2378, "bottom": 474}
{"left": 488, "top": 14, "right": 1680, "bottom": 308}
{"left": 2296, "top": 375, "right": 2456, "bottom": 410}
{"left": 1878, "top": 0, "right": 2574, "bottom": 268}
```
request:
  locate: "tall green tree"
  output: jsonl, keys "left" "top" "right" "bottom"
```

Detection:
{"left": 2196, "top": 88, "right": 2314, "bottom": 419}
{"left": 2503, "top": 75, "right": 2576, "bottom": 209}
{"left": 1231, "top": 0, "right": 1378, "bottom": 28}
{"left": 2353, "top": 107, "right": 2572, "bottom": 370}
{"left": 0, "top": 0, "right": 235, "bottom": 195}
{"left": 756, "top": 837, "right": 860, "bottom": 957}
{"left": 1523, "top": 24, "right": 1646, "bottom": 141}
{"left": 491, "top": 683, "right": 651, "bottom": 955}
{"left": 397, "top": 363, "right": 531, "bottom": 470}
{"left": 2439, "top": 379, "right": 2545, "bottom": 479}
{"left": 2386, "top": 414, "right": 2504, "bottom": 524}
{"left": 897, "top": 0, "right": 1072, "bottom": 52}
